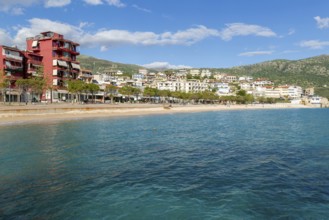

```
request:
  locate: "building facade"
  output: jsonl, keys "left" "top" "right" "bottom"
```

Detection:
{"left": 26, "top": 31, "right": 80, "bottom": 101}
{"left": 0, "top": 45, "right": 26, "bottom": 102}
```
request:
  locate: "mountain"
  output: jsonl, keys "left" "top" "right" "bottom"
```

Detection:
{"left": 216, "top": 55, "right": 329, "bottom": 88}
{"left": 78, "top": 54, "right": 329, "bottom": 97}
{"left": 212, "top": 55, "right": 329, "bottom": 98}
{"left": 77, "top": 55, "right": 145, "bottom": 75}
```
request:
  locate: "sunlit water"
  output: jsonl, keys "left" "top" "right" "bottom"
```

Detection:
{"left": 1, "top": 109, "right": 329, "bottom": 219}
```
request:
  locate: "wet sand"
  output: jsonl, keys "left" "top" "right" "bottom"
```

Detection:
{"left": 0, "top": 103, "right": 315, "bottom": 125}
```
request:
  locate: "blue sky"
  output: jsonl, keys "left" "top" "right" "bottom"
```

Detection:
{"left": 1, "top": 0, "right": 329, "bottom": 69}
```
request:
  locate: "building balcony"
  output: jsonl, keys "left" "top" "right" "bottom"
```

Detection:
{"left": 27, "top": 60, "right": 43, "bottom": 66}
{"left": 53, "top": 55, "right": 73, "bottom": 62}
{"left": 5, "top": 66, "right": 23, "bottom": 72}
{"left": 80, "top": 74, "right": 93, "bottom": 78}
{"left": 4, "top": 55, "right": 23, "bottom": 62}
{"left": 52, "top": 46, "right": 80, "bottom": 55}
{"left": 31, "top": 47, "right": 40, "bottom": 52}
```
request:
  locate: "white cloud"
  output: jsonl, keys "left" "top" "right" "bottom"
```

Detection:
{"left": 80, "top": 25, "right": 219, "bottom": 48}
{"left": 314, "top": 16, "right": 329, "bottom": 29}
{"left": 83, "top": 0, "right": 125, "bottom": 7}
{"left": 239, "top": 51, "right": 274, "bottom": 57}
{"left": 0, "top": 0, "right": 39, "bottom": 13}
{"left": 104, "top": 0, "right": 125, "bottom": 7}
{"left": 0, "top": 0, "right": 71, "bottom": 12}
{"left": 4, "top": 18, "right": 277, "bottom": 53}
{"left": 282, "top": 50, "right": 299, "bottom": 54}
{"left": 288, "top": 28, "right": 295, "bottom": 35}
{"left": 83, "top": 0, "right": 103, "bottom": 5}
{"left": 220, "top": 23, "right": 276, "bottom": 41}
{"left": 299, "top": 40, "right": 329, "bottom": 49}
{"left": 13, "top": 18, "right": 83, "bottom": 48}
{"left": 132, "top": 4, "right": 151, "bottom": 13}
{"left": 142, "top": 62, "right": 192, "bottom": 70}
{"left": 0, "top": 29, "right": 13, "bottom": 45}
{"left": 45, "top": 0, "right": 71, "bottom": 7}
{"left": 11, "top": 7, "right": 24, "bottom": 15}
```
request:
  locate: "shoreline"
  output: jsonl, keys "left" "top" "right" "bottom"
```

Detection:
{"left": 0, "top": 103, "right": 318, "bottom": 126}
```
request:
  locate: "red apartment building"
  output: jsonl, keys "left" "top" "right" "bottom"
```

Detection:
{"left": 26, "top": 31, "right": 80, "bottom": 101}
{"left": 0, "top": 32, "right": 86, "bottom": 102}
{"left": 0, "top": 45, "right": 26, "bottom": 102}
{"left": 23, "top": 51, "right": 43, "bottom": 78}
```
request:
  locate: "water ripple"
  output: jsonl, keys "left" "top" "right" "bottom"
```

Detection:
{"left": 0, "top": 109, "right": 329, "bottom": 219}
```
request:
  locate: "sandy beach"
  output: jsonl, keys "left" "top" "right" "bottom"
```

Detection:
{"left": 0, "top": 103, "right": 316, "bottom": 125}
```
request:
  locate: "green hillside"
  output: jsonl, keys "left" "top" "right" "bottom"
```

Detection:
{"left": 214, "top": 55, "right": 329, "bottom": 97}
{"left": 77, "top": 54, "right": 329, "bottom": 97}
{"left": 215, "top": 55, "right": 329, "bottom": 87}
{"left": 77, "top": 55, "right": 145, "bottom": 75}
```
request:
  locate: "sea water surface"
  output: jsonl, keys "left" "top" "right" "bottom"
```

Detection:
{"left": 0, "top": 109, "right": 329, "bottom": 219}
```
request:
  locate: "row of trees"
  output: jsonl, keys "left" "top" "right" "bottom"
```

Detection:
{"left": 118, "top": 86, "right": 276, "bottom": 104}
{"left": 67, "top": 80, "right": 100, "bottom": 103}
{"left": 0, "top": 67, "right": 281, "bottom": 105}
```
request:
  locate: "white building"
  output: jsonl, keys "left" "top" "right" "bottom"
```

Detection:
{"left": 288, "top": 86, "right": 303, "bottom": 99}
{"left": 201, "top": 69, "right": 212, "bottom": 78}
{"left": 157, "top": 80, "right": 209, "bottom": 93}
{"left": 189, "top": 69, "right": 200, "bottom": 77}
{"left": 224, "top": 75, "right": 237, "bottom": 82}
{"left": 215, "top": 83, "right": 230, "bottom": 94}
{"left": 139, "top": 69, "right": 148, "bottom": 75}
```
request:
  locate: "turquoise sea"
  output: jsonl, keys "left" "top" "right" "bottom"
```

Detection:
{"left": 0, "top": 108, "right": 329, "bottom": 219}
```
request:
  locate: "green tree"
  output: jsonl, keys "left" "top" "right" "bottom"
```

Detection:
{"left": 158, "top": 89, "right": 171, "bottom": 103}
{"left": 119, "top": 85, "right": 139, "bottom": 103}
{"left": 85, "top": 83, "right": 100, "bottom": 103}
{"left": 105, "top": 84, "right": 118, "bottom": 103}
{"left": 0, "top": 70, "right": 8, "bottom": 103}
{"left": 67, "top": 80, "right": 86, "bottom": 103}
{"left": 143, "top": 87, "right": 158, "bottom": 103}
{"left": 31, "top": 77, "right": 46, "bottom": 99}
{"left": 236, "top": 89, "right": 247, "bottom": 96}
{"left": 16, "top": 79, "right": 31, "bottom": 103}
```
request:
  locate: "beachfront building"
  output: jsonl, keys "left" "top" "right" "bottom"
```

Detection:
{"left": 157, "top": 80, "right": 210, "bottom": 93}
{"left": 189, "top": 69, "right": 200, "bottom": 77}
{"left": 78, "top": 69, "right": 93, "bottom": 84}
{"left": 0, "top": 45, "right": 25, "bottom": 102}
{"left": 222, "top": 75, "right": 237, "bottom": 83}
{"left": 139, "top": 69, "right": 148, "bottom": 75}
{"left": 215, "top": 83, "right": 231, "bottom": 95}
{"left": 201, "top": 69, "right": 212, "bottom": 78}
{"left": 23, "top": 50, "right": 43, "bottom": 78}
{"left": 26, "top": 31, "right": 80, "bottom": 102}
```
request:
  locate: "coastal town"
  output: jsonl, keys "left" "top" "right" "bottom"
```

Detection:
{"left": 0, "top": 31, "right": 328, "bottom": 107}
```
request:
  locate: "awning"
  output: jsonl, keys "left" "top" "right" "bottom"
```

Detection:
{"left": 71, "top": 63, "right": 81, "bottom": 70}
{"left": 57, "top": 60, "right": 68, "bottom": 67}
{"left": 5, "top": 61, "right": 12, "bottom": 67}
{"left": 32, "top": 40, "right": 38, "bottom": 47}
{"left": 57, "top": 90, "right": 68, "bottom": 94}
{"left": 53, "top": 79, "right": 58, "bottom": 86}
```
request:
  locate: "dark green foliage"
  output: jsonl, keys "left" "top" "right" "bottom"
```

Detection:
{"left": 213, "top": 55, "right": 329, "bottom": 89}
{"left": 78, "top": 55, "right": 147, "bottom": 76}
